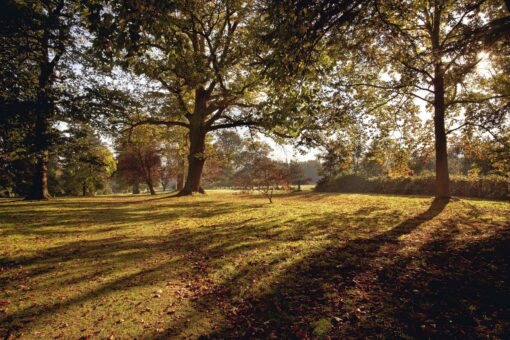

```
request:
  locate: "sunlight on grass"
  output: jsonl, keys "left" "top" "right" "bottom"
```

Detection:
{"left": 0, "top": 191, "right": 508, "bottom": 338}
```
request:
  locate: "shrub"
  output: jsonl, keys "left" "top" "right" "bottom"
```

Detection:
{"left": 316, "top": 175, "right": 509, "bottom": 200}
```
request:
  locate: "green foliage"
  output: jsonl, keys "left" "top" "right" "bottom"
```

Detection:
{"left": 59, "top": 124, "right": 116, "bottom": 196}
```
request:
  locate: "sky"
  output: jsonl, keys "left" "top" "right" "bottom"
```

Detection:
{"left": 264, "top": 137, "right": 320, "bottom": 162}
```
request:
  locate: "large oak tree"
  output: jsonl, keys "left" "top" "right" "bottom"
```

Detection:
{"left": 88, "top": 0, "right": 277, "bottom": 195}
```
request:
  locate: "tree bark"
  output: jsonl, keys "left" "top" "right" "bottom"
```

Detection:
{"left": 26, "top": 26, "right": 55, "bottom": 200}
{"left": 431, "top": 7, "right": 450, "bottom": 199}
{"left": 26, "top": 109, "right": 51, "bottom": 200}
{"left": 146, "top": 177, "right": 156, "bottom": 195}
{"left": 132, "top": 180, "right": 140, "bottom": 194}
{"left": 433, "top": 74, "right": 450, "bottom": 198}
{"left": 83, "top": 182, "right": 87, "bottom": 197}
{"left": 178, "top": 130, "right": 207, "bottom": 196}
{"left": 178, "top": 88, "right": 208, "bottom": 196}
{"left": 176, "top": 157, "right": 185, "bottom": 190}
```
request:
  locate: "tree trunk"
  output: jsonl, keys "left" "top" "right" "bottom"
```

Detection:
{"left": 26, "top": 26, "right": 56, "bottom": 201}
{"left": 26, "top": 109, "right": 51, "bottom": 200}
{"left": 433, "top": 63, "right": 450, "bottom": 198}
{"left": 431, "top": 5, "right": 450, "bottom": 199}
{"left": 132, "top": 180, "right": 140, "bottom": 194}
{"left": 146, "top": 177, "right": 156, "bottom": 195}
{"left": 83, "top": 182, "right": 87, "bottom": 197}
{"left": 178, "top": 129, "right": 206, "bottom": 196}
{"left": 176, "top": 159, "right": 185, "bottom": 191}
{"left": 178, "top": 89, "right": 208, "bottom": 196}
{"left": 297, "top": 181, "right": 301, "bottom": 191}
{"left": 179, "top": 133, "right": 205, "bottom": 196}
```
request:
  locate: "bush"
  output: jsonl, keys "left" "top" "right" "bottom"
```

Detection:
{"left": 316, "top": 174, "right": 510, "bottom": 200}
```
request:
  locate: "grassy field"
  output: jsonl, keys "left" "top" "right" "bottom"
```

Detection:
{"left": 0, "top": 191, "right": 509, "bottom": 339}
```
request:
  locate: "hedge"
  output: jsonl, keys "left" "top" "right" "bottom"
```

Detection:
{"left": 315, "top": 174, "right": 510, "bottom": 200}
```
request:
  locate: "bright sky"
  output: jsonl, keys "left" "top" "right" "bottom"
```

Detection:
{"left": 264, "top": 138, "right": 320, "bottom": 162}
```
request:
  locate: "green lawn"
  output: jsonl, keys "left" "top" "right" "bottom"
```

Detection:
{"left": 0, "top": 191, "right": 509, "bottom": 339}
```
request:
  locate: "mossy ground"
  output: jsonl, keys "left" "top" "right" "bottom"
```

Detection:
{"left": 0, "top": 191, "right": 509, "bottom": 339}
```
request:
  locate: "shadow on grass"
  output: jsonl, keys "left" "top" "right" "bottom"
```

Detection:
{"left": 1, "top": 196, "right": 509, "bottom": 339}
{"left": 0, "top": 198, "right": 241, "bottom": 237}
{"left": 197, "top": 198, "right": 509, "bottom": 339}
{"left": 0, "top": 195, "right": 405, "bottom": 337}
{"left": 160, "top": 198, "right": 450, "bottom": 339}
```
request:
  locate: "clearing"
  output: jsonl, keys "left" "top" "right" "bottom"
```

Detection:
{"left": 0, "top": 191, "right": 509, "bottom": 339}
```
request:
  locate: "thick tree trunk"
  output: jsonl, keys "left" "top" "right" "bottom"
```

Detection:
{"left": 83, "top": 183, "right": 87, "bottom": 197}
{"left": 26, "top": 109, "right": 51, "bottom": 200}
{"left": 178, "top": 87, "right": 209, "bottom": 196}
{"left": 433, "top": 64, "right": 450, "bottom": 198}
{"left": 26, "top": 27, "right": 57, "bottom": 201}
{"left": 178, "top": 133, "right": 206, "bottom": 196}
{"left": 132, "top": 181, "right": 140, "bottom": 194}
{"left": 178, "top": 128, "right": 206, "bottom": 196}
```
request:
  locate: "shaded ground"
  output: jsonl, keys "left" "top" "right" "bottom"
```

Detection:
{"left": 0, "top": 191, "right": 509, "bottom": 339}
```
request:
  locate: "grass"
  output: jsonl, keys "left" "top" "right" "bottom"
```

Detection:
{"left": 0, "top": 191, "right": 509, "bottom": 339}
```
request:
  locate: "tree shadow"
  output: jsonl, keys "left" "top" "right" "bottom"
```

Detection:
{"left": 194, "top": 197, "right": 507, "bottom": 338}
{"left": 3, "top": 196, "right": 508, "bottom": 339}
{"left": 0, "top": 195, "right": 405, "bottom": 338}
{"left": 0, "top": 198, "right": 242, "bottom": 237}
{"left": 356, "top": 227, "right": 510, "bottom": 339}
{"left": 155, "top": 198, "right": 449, "bottom": 338}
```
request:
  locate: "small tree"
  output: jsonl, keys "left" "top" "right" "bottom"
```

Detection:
{"left": 159, "top": 165, "right": 173, "bottom": 191}
{"left": 250, "top": 157, "right": 289, "bottom": 203}
{"left": 116, "top": 126, "right": 162, "bottom": 195}
{"left": 288, "top": 161, "right": 307, "bottom": 191}
{"left": 60, "top": 124, "right": 116, "bottom": 196}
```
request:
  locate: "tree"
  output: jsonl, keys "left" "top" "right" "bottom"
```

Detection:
{"left": 234, "top": 156, "right": 288, "bottom": 203}
{"left": 253, "top": 157, "right": 289, "bottom": 203}
{"left": 0, "top": 112, "right": 33, "bottom": 197}
{"left": 160, "top": 166, "right": 172, "bottom": 192}
{"left": 0, "top": 0, "right": 127, "bottom": 199}
{"left": 87, "top": 0, "right": 283, "bottom": 196}
{"left": 229, "top": 137, "right": 289, "bottom": 202}
{"left": 265, "top": 0, "right": 510, "bottom": 198}
{"left": 370, "top": 0, "right": 510, "bottom": 197}
{"left": 288, "top": 161, "right": 307, "bottom": 191}
{"left": 60, "top": 124, "right": 116, "bottom": 196}
{"left": 0, "top": 0, "right": 80, "bottom": 199}
{"left": 160, "top": 127, "right": 188, "bottom": 191}
{"left": 212, "top": 130, "right": 245, "bottom": 187}
{"left": 117, "top": 126, "right": 162, "bottom": 195}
